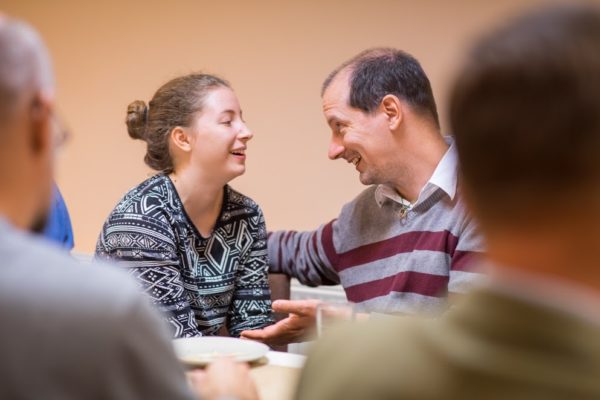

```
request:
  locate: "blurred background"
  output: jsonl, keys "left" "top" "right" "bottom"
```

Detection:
{"left": 4, "top": 0, "right": 569, "bottom": 253}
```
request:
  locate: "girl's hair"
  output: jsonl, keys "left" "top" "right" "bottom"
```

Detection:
{"left": 126, "top": 73, "right": 230, "bottom": 173}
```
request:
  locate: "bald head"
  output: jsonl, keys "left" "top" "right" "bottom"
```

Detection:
{"left": 0, "top": 18, "right": 54, "bottom": 124}
{"left": 0, "top": 18, "right": 56, "bottom": 232}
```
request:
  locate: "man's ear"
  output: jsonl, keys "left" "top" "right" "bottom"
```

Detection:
{"left": 28, "top": 91, "right": 53, "bottom": 156}
{"left": 380, "top": 94, "right": 403, "bottom": 131}
{"left": 170, "top": 126, "right": 193, "bottom": 152}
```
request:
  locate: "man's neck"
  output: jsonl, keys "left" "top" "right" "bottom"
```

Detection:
{"left": 391, "top": 131, "right": 448, "bottom": 202}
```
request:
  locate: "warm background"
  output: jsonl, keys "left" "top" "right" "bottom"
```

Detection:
{"left": 3, "top": 0, "right": 579, "bottom": 252}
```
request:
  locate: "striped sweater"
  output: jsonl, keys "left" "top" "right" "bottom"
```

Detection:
{"left": 268, "top": 143, "right": 483, "bottom": 314}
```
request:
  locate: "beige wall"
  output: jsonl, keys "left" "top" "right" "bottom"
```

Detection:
{"left": 3, "top": 0, "right": 573, "bottom": 252}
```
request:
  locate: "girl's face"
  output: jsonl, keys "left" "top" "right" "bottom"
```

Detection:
{"left": 187, "top": 86, "right": 253, "bottom": 182}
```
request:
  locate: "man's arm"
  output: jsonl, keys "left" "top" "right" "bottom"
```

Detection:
{"left": 448, "top": 213, "right": 485, "bottom": 295}
{"left": 113, "top": 293, "right": 258, "bottom": 400}
{"left": 268, "top": 220, "right": 341, "bottom": 286}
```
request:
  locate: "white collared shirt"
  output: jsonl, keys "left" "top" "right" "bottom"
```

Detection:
{"left": 374, "top": 136, "right": 458, "bottom": 212}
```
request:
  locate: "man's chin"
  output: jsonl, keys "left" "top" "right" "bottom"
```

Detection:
{"left": 29, "top": 213, "right": 49, "bottom": 234}
{"left": 358, "top": 172, "right": 375, "bottom": 186}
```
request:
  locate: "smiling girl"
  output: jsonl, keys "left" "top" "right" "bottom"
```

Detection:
{"left": 96, "top": 74, "right": 273, "bottom": 338}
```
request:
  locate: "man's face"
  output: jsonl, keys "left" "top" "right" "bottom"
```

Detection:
{"left": 322, "top": 70, "right": 398, "bottom": 186}
{"left": 24, "top": 94, "right": 57, "bottom": 233}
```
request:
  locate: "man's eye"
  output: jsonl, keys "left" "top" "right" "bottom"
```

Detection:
{"left": 221, "top": 120, "right": 232, "bottom": 126}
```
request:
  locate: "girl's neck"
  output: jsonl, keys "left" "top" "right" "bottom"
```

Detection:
{"left": 169, "top": 168, "right": 225, "bottom": 238}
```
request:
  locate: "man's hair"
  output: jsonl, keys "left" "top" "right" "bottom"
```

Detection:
{"left": 450, "top": 5, "right": 600, "bottom": 221}
{"left": 322, "top": 48, "right": 439, "bottom": 127}
{"left": 0, "top": 19, "right": 53, "bottom": 124}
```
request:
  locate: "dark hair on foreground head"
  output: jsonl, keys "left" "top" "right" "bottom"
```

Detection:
{"left": 450, "top": 4, "right": 600, "bottom": 222}
{"left": 322, "top": 47, "right": 440, "bottom": 128}
{"left": 126, "top": 73, "right": 229, "bottom": 173}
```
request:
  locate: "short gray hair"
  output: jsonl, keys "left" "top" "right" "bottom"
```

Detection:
{"left": 0, "top": 19, "right": 54, "bottom": 123}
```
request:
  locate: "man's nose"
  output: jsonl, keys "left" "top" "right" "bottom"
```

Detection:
{"left": 328, "top": 138, "right": 345, "bottom": 160}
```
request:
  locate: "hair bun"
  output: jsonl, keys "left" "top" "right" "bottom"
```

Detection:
{"left": 126, "top": 100, "right": 148, "bottom": 140}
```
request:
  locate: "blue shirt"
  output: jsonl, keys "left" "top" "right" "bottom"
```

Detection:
{"left": 42, "top": 185, "right": 74, "bottom": 250}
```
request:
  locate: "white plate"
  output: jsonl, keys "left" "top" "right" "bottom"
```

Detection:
{"left": 172, "top": 337, "right": 269, "bottom": 366}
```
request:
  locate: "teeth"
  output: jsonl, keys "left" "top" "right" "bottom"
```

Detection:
{"left": 350, "top": 156, "right": 361, "bottom": 166}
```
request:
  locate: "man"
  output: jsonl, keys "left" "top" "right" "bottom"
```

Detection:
{"left": 0, "top": 16, "right": 256, "bottom": 400}
{"left": 296, "top": 4, "right": 600, "bottom": 399}
{"left": 242, "top": 48, "right": 483, "bottom": 345}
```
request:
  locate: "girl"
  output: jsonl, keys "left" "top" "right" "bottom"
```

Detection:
{"left": 96, "top": 74, "right": 272, "bottom": 337}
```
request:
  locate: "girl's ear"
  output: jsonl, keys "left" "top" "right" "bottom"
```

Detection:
{"left": 170, "top": 126, "right": 193, "bottom": 152}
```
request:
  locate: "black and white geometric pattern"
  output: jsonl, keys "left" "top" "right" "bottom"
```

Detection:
{"left": 96, "top": 174, "right": 273, "bottom": 337}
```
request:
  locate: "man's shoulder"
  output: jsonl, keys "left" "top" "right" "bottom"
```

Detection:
{"left": 353, "top": 186, "right": 378, "bottom": 203}
{"left": 0, "top": 226, "right": 143, "bottom": 310}
{"left": 299, "top": 317, "right": 447, "bottom": 399}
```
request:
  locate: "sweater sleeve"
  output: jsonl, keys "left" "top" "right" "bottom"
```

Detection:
{"left": 227, "top": 207, "right": 274, "bottom": 337}
{"left": 267, "top": 219, "right": 341, "bottom": 287}
{"left": 95, "top": 214, "right": 202, "bottom": 338}
{"left": 448, "top": 212, "right": 485, "bottom": 294}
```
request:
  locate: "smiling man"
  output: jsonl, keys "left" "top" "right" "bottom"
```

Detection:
{"left": 242, "top": 48, "right": 484, "bottom": 346}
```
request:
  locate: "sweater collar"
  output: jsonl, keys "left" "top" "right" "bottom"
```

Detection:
{"left": 375, "top": 136, "right": 458, "bottom": 208}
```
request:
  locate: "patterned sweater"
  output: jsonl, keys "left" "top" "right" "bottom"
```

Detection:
{"left": 269, "top": 143, "right": 484, "bottom": 315}
{"left": 96, "top": 175, "right": 273, "bottom": 337}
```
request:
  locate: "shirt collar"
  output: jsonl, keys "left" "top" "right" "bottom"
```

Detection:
{"left": 374, "top": 136, "right": 458, "bottom": 208}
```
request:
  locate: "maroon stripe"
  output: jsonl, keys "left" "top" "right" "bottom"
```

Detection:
{"left": 451, "top": 250, "right": 481, "bottom": 272}
{"left": 337, "top": 230, "right": 459, "bottom": 272}
{"left": 345, "top": 271, "right": 449, "bottom": 302}
{"left": 320, "top": 220, "right": 339, "bottom": 267}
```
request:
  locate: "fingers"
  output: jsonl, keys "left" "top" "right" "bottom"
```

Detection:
{"left": 240, "top": 319, "right": 288, "bottom": 341}
{"left": 193, "top": 358, "right": 258, "bottom": 400}
{"left": 240, "top": 328, "right": 267, "bottom": 341}
{"left": 272, "top": 299, "right": 321, "bottom": 315}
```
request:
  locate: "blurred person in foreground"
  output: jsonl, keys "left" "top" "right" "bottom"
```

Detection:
{"left": 0, "top": 15, "right": 257, "bottom": 400}
{"left": 296, "top": 4, "right": 600, "bottom": 399}
{"left": 242, "top": 48, "right": 484, "bottom": 346}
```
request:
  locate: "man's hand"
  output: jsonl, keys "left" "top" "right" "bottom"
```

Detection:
{"left": 188, "top": 357, "right": 258, "bottom": 400}
{"left": 240, "top": 299, "right": 321, "bottom": 346}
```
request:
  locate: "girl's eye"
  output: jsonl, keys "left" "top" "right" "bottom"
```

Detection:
{"left": 222, "top": 120, "right": 232, "bottom": 126}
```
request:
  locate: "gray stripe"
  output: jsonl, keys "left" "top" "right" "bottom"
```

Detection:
{"left": 339, "top": 250, "right": 451, "bottom": 288}
{"left": 358, "top": 291, "right": 447, "bottom": 315}
{"left": 449, "top": 271, "right": 484, "bottom": 293}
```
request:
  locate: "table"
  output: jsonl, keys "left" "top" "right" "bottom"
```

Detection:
{"left": 250, "top": 351, "right": 306, "bottom": 400}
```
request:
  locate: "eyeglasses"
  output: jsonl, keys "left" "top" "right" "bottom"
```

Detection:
{"left": 49, "top": 109, "right": 70, "bottom": 150}
{"left": 30, "top": 95, "right": 70, "bottom": 151}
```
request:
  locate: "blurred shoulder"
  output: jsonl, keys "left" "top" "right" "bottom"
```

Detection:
{"left": 298, "top": 316, "right": 448, "bottom": 400}
{"left": 0, "top": 223, "right": 145, "bottom": 312}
